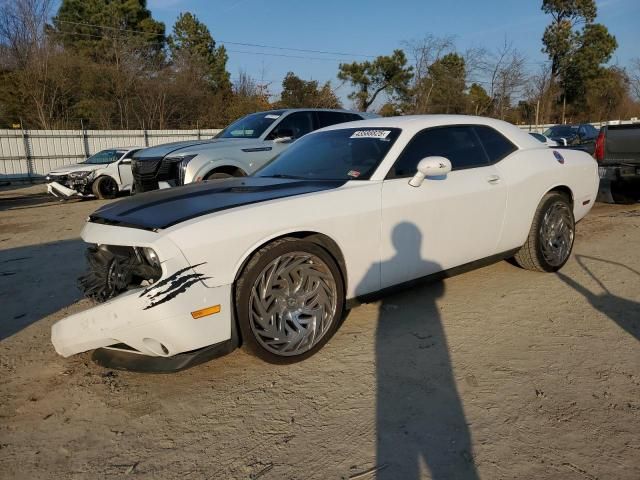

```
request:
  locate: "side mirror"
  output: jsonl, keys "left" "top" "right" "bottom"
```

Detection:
{"left": 409, "top": 156, "right": 452, "bottom": 187}
{"left": 272, "top": 128, "right": 294, "bottom": 143}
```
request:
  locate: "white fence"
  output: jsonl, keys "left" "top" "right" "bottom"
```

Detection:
{"left": 3, "top": 120, "right": 638, "bottom": 180}
{"left": 0, "top": 128, "right": 221, "bottom": 180}
{"left": 517, "top": 119, "right": 638, "bottom": 134}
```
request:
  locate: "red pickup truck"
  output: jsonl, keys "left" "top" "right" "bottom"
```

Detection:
{"left": 595, "top": 123, "right": 640, "bottom": 203}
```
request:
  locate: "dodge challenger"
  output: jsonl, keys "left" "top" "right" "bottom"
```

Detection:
{"left": 51, "top": 115, "right": 599, "bottom": 371}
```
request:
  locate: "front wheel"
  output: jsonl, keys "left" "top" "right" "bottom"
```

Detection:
{"left": 235, "top": 238, "right": 344, "bottom": 364}
{"left": 92, "top": 176, "right": 119, "bottom": 199}
{"left": 513, "top": 192, "right": 575, "bottom": 272}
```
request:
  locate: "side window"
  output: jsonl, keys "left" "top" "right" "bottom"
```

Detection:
{"left": 122, "top": 149, "right": 138, "bottom": 159}
{"left": 316, "top": 111, "right": 349, "bottom": 128}
{"left": 389, "top": 126, "right": 488, "bottom": 178}
{"left": 343, "top": 113, "right": 364, "bottom": 122}
{"left": 267, "top": 112, "right": 314, "bottom": 140}
{"left": 473, "top": 126, "right": 517, "bottom": 163}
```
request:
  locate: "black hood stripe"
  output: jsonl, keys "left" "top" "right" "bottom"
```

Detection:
{"left": 90, "top": 177, "right": 347, "bottom": 230}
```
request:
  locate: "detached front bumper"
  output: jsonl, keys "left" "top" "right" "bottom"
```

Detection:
{"left": 47, "top": 181, "right": 83, "bottom": 199}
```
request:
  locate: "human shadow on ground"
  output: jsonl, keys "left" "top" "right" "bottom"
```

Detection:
{"left": 358, "top": 222, "right": 479, "bottom": 479}
{"left": 557, "top": 254, "right": 640, "bottom": 341}
{"left": 0, "top": 238, "right": 85, "bottom": 341}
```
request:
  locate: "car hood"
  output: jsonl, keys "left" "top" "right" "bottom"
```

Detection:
{"left": 89, "top": 177, "right": 346, "bottom": 230}
{"left": 48, "top": 163, "right": 104, "bottom": 175}
{"left": 134, "top": 138, "right": 263, "bottom": 160}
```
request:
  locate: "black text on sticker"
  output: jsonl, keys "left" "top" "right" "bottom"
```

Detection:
{"left": 350, "top": 130, "right": 391, "bottom": 139}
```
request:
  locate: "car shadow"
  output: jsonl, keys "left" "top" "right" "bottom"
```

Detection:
{"left": 358, "top": 222, "right": 479, "bottom": 479}
{"left": 0, "top": 238, "right": 86, "bottom": 341}
{"left": 556, "top": 254, "right": 640, "bottom": 341}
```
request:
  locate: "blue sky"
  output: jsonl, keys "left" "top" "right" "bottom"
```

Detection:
{"left": 149, "top": 0, "right": 639, "bottom": 105}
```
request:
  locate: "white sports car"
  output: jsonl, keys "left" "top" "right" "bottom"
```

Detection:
{"left": 51, "top": 116, "right": 599, "bottom": 371}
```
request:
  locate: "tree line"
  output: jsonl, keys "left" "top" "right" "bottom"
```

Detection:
{"left": 0, "top": 0, "right": 638, "bottom": 130}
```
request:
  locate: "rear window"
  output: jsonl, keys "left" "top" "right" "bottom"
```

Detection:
{"left": 473, "top": 125, "right": 517, "bottom": 162}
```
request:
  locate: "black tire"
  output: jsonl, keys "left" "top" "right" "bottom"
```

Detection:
{"left": 235, "top": 238, "right": 345, "bottom": 364}
{"left": 513, "top": 192, "right": 575, "bottom": 272}
{"left": 92, "top": 176, "right": 119, "bottom": 199}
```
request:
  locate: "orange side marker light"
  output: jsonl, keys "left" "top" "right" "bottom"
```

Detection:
{"left": 191, "top": 304, "right": 221, "bottom": 319}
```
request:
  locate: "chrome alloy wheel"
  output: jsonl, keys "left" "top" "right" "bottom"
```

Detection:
{"left": 248, "top": 252, "right": 338, "bottom": 356}
{"left": 539, "top": 201, "right": 574, "bottom": 267}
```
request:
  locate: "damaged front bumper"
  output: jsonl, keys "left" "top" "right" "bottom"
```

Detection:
{"left": 47, "top": 181, "right": 83, "bottom": 198}
{"left": 51, "top": 223, "right": 233, "bottom": 359}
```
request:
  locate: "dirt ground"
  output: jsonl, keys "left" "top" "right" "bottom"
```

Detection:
{"left": 0, "top": 184, "right": 639, "bottom": 480}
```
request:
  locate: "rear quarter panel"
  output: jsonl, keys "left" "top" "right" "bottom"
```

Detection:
{"left": 495, "top": 147, "right": 598, "bottom": 252}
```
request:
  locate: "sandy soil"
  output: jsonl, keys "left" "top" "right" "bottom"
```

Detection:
{"left": 0, "top": 184, "right": 638, "bottom": 479}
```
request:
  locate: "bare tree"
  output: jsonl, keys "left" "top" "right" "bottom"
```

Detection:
{"left": 525, "top": 63, "right": 556, "bottom": 125}
{"left": 482, "top": 40, "right": 528, "bottom": 119}
{"left": 0, "top": 0, "right": 51, "bottom": 68}
{"left": 629, "top": 58, "right": 640, "bottom": 102}
{"left": 403, "top": 34, "right": 455, "bottom": 113}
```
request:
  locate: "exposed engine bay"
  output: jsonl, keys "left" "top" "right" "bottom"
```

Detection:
{"left": 78, "top": 245, "right": 163, "bottom": 302}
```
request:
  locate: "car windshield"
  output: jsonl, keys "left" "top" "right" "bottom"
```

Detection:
{"left": 256, "top": 127, "right": 402, "bottom": 181}
{"left": 82, "top": 149, "right": 123, "bottom": 164}
{"left": 529, "top": 132, "right": 546, "bottom": 143}
{"left": 216, "top": 110, "right": 286, "bottom": 139}
{"left": 544, "top": 125, "right": 577, "bottom": 137}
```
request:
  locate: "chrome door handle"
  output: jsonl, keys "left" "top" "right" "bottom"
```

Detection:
{"left": 487, "top": 175, "right": 501, "bottom": 184}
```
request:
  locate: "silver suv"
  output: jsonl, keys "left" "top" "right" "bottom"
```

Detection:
{"left": 132, "top": 109, "right": 376, "bottom": 192}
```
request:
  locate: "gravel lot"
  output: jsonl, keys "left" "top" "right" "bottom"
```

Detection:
{"left": 1, "top": 184, "right": 639, "bottom": 480}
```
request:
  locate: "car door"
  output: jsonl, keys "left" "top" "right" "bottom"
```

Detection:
{"left": 379, "top": 125, "right": 510, "bottom": 289}
{"left": 265, "top": 111, "right": 316, "bottom": 157}
{"left": 117, "top": 150, "right": 136, "bottom": 190}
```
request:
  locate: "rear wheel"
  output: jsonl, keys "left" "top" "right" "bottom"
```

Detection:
{"left": 235, "top": 238, "right": 344, "bottom": 363}
{"left": 513, "top": 192, "right": 575, "bottom": 272}
{"left": 92, "top": 176, "right": 118, "bottom": 199}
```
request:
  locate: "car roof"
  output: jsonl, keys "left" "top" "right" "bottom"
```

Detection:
{"left": 98, "top": 146, "right": 142, "bottom": 151}
{"left": 263, "top": 108, "right": 376, "bottom": 117}
{"left": 316, "top": 114, "right": 542, "bottom": 149}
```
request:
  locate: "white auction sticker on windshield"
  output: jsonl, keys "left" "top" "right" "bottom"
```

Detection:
{"left": 264, "top": 114, "right": 280, "bottom": 119}
{"left": 350, "top": 130, "right": 391, "bottom": 139}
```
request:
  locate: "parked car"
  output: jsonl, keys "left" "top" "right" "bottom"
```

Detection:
{"left": 46, "top": 147, "right": 140, "bottom": 199}
{"left": 51, "top": 115, "right": 598, "bottom": 371}
{"left": 543, "top": 123, "right": 599, "bottom": 154}
{"left": 131, "top": 109, "right": 376, "bottom": 192}
{"left": 528, "top": 132, "right": 558, "bottom": 146}
{"left": 595, "top": 123, "right": 640, "bottom": 204}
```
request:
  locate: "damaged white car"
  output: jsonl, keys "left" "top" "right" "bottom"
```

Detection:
{"left": 46, "top": 147, "right": 140, "bottom": 199}
{"left": 51, "top": 116, "right": 599, "bottom": 372}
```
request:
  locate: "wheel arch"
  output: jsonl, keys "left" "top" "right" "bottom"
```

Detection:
{"left": 547, "top": 184, "right": 574, "bottom": 206}
{"left": 232, "top": 230, "right": 348, "bottom": 294}
{"left": 192, "top": 159, "right": 247, "bottom": 182}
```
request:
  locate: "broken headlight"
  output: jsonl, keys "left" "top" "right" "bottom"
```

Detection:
{"left": 69, "top": 170, "right": 93, "bottom": 178}
{"left": 140, "top": 247, "right": 160, "bottom": 268}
